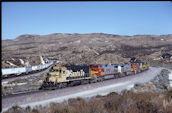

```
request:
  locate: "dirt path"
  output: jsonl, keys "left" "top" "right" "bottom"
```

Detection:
{"left": 2, "top": 67, "right": 162, "bottom": 112}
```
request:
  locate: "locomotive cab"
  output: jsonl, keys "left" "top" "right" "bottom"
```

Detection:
{"left": 41, "top": 64, "right": 69, "bottom": 89}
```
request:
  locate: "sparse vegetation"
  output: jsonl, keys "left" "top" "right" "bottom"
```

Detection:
{"left": 2, "top": 33, "right": 172, "bottom": 66}
{"left": 4, "top": 90, "right": 172, "bottom": 113}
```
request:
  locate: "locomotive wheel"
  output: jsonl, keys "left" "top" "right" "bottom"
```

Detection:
{"left": 81, "top": 80, "right": 89, "bottom": 85}
{"left": 97, "top": 77, "right": 103, "bottom": 82}
{"left": 91, "top": 75, "right": 98, "bottom": 83}
{"left": 68, "top": 82, "right": 74, "bottom": 86}
{"left": 48, "top": 82, "right": 54, "bottom": 90}
{"left": 121, "top": 72, "right": 125, "bottom": 77}
{"left": 39, "top": 86, "right": 43, "bottom": 90}
{"left": 58, "top": 83, "right": 67, "bottom": 89}
{"left": 115, "top": 75, "right": 117, "bottom": 78}
{"left": 41, "top": 82, "right": 49, "bottom": 90}
{"left": 125, "top": 72, "right": 129, "bottom": 76}
{"left": 58, "top": 83, "right": 63, "bottom": 89}
{"left": 63, "top": 83, "right": 67, "bottom": 88}
{"left": 90, "top": 79, "right": 97, "bottom": 83}
{"left": 54, "top": 83, "right": 58, "bottom": 89}
{"left": 99, "top": 78, "right": 103, "bottom": 82}
{"left": 118, "top": 74, "right": 122, "bottom": 78}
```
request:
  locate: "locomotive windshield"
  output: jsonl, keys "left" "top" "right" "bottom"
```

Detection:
{"left": 50, "top": 69, "right": 59, "bottom": 72}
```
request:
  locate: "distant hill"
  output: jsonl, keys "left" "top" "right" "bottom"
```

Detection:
{"left": 2, "top": 33, "right": 172, "bottom": 66}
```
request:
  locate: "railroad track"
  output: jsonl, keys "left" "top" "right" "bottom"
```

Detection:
{"left": 2, "top": 67, "right": 163, "bottom": 112}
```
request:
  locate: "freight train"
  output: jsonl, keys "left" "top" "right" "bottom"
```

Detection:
{"left": 2, "top": 61, "right": 54, "bottom": 79}
{"left": 40, "top": 58, "right": 149, "bottom": 90}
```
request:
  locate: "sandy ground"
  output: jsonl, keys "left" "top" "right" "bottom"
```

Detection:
{"left": 2, "top": 67, "right": 162, "bottom": 112}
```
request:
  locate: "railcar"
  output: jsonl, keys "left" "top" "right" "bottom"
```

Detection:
{"left": 90, "top": 64, "right": 120, "bottom": 80}
{"left": 130, "top": 58, "right": 149, "bottom": 73}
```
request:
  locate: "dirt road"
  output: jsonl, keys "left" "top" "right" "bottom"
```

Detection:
{"left": 2, "top": 67, "right": 162, "bottom": 112}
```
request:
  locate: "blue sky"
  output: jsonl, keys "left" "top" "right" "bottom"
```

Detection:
{"left": 2, "top": 1, "right": 172, "bottom": 40}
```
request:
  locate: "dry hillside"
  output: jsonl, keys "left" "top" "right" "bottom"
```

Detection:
{"left": 2, "top": 33, "right": 172, "bottom": 67}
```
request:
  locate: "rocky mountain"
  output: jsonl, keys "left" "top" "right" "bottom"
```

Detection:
{"left": 2, "top": 33, "right": 172, "bottom": 67}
